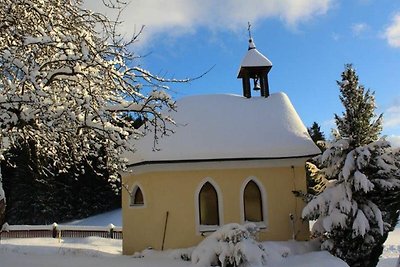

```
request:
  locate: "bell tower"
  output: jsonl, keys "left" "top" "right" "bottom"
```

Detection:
{"left": 237, "top": 24, "right": 272, "bottom": 98}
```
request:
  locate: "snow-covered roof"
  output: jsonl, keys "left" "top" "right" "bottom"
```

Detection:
{"left": 239, "top": 47, "right": 272, "bottom": 68}
{"left": 239, "top": 39, "right": 272, "bottom": 69}
{"left": 127, "top": 92, "right": 320, "bottom": 166}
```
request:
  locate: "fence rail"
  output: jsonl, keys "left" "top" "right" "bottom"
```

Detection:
{"left": 1, "top": 230, "right": 54, "bottom": 239}
{"left": 0, "top": 223, "right": 123, "bottom": 240}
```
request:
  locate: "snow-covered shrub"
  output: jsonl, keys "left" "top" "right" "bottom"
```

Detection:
{"left": 191, "top": 223, "right": 267, "bottom": 267}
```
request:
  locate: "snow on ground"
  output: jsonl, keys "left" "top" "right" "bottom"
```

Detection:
{"left": 377, "top": 223, "right": 400, "bottom": 267}
{"left": 263, "top": 240, "right": 348, "bottom": 267}
{"left": 0, "top": 237, "right": 348, "bottom": 267}
{"left": 64, "top": 209, "right": 122, "bottom": 226}
{"left": 0, "top": 209, "right": 398, "bottom": 267}
{"left": 0, "top": 237, "right": 188, "bottom": 267}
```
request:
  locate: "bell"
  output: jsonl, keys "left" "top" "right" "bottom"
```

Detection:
{"left": 253, "top": 78, "right": 261, "bottom": 91}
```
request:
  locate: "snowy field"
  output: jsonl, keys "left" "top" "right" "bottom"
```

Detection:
{"left": 379, "top": 224, "right": 400, "bottom": 267}
{"left": 0, "top": 209, "right": 398, "bottom": 267}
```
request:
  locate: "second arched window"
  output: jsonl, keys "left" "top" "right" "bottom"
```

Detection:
{"left": 243, "top": 180, "right": 263, "bottom": 222}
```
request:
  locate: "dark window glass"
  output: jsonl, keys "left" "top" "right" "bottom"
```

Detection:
{"left": 199, "top": 182, "right": 219, "bottom": 225}
{"left": 131, "top": 187, "right": 144, "bottom": 206}
{"left": 244, "top": 181, "right": 263, "bottom": 222}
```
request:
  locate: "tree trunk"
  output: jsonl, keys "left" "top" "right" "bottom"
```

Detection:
{"left": 0, "top": 165, "right": 5, "bottom": 226}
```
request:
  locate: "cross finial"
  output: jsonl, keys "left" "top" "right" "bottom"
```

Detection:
{"left": 248, "top": 22, "right": 252, "bottom": 40}
{"left": 247, "top": 22, "right": 255, "bottom": 50}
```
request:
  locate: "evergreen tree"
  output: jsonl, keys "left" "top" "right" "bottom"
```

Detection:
{"left": 306, "top": 122, "right": 326, "bottom": 195}
{"left": 308, "top": 122, "right": 326, "bottom": 150}
{"left": 2, "top": 141, "right": 120, "bottom": 225}
{"left": 302, "top": 64, "right": 400, "bottom": 267}
{"left": 335, "top": 65, "right": 382, "bottom": 147}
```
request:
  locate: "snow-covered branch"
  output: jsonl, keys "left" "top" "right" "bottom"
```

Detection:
{"left": 0, "top": 0, "right": 185, "bottom": 175}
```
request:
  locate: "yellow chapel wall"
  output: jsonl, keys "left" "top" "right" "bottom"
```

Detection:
{"left": 122, "top": 165, "right": 309, "bottom": 255}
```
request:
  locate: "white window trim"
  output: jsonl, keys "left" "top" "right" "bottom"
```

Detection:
{"left": 129, "top": 183, "right": 146, "bottom": 208}
{"left": 240, "top": 176, "right": 268, "bottom": 229}
{"left": 194, "top": 177, "right": 224, "bottom": 234}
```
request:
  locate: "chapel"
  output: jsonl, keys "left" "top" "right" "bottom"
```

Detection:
{"left": 121, "top": 35, "right": 320, "bottom": 254}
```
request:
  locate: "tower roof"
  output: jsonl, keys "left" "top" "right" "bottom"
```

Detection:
{"left": 237, "top": 38, "right": 272, "bottom": 78}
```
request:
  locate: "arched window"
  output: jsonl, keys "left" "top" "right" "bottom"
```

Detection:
{"left": 199, "top": 182, "right": 219, "bottom": 226}
{"left": 130, "top": 186, "right": 144, "bottom": 206}
{"left": 243, "top": 180, "right": 263, "bottom": 222}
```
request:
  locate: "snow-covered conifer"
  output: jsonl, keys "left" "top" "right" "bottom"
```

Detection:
{"left": 334, "top": 64, "right": 382, "bottom": 147}
{"left": 308, "top": 122, "right": 326, "bottom": 150}
{"left": 305, "top": 122, "right": 326, "bottom": 196}
{"left": 302, "top": 65, "right": 400, "bottom": 267}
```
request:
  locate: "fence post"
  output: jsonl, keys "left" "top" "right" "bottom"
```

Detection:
{"left": 52, "top": 223, "right": 58, "bottom": 238}
{"left": 108, "top": 223, "right": 115, "bottom": 239}
{"left": 0, "top": 222, "right": 9, "bottom": 243}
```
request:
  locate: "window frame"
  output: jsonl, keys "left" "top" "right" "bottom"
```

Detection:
{"left": 130, "top": 184, "right": 146, "bottom": 208}
{"left": 240, "top": 177, "right": 268, "bottom": 229}
{"left": 194, "top": 178, "right": 223, "bottom": 234}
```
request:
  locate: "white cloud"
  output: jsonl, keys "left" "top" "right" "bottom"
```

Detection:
{"left": 384, "top": 105, "right": 400, "bottom": 128}
{"left": 351, "top": 23, "right": 368, "bottom": 36}
{"left": 83, "top": 0, "right": 333, "bottom": 44}
{"left": 387, "top": 135, "right": 400, "bottom": 148}
{"left": 384, "top": 13, "right": 400, "bottom": 48}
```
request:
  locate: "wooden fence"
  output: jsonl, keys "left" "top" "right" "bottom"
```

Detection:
{"left": 0, "top": 223, "right": 122, "bottom": 240}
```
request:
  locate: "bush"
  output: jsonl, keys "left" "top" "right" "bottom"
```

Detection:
{"left": 191, "top": 223, "right": 267, "bottom": 267}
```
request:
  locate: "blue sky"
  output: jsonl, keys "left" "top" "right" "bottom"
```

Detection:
{"left": 85, "top": 0, "right": 400, "bottom": 146}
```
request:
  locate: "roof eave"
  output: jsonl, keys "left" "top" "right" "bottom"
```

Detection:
{"left": 126, "top": 153, "right": 321, "bottom": 168}
{"left": 237, "top": 65, "right": 273, "bottom": 78}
